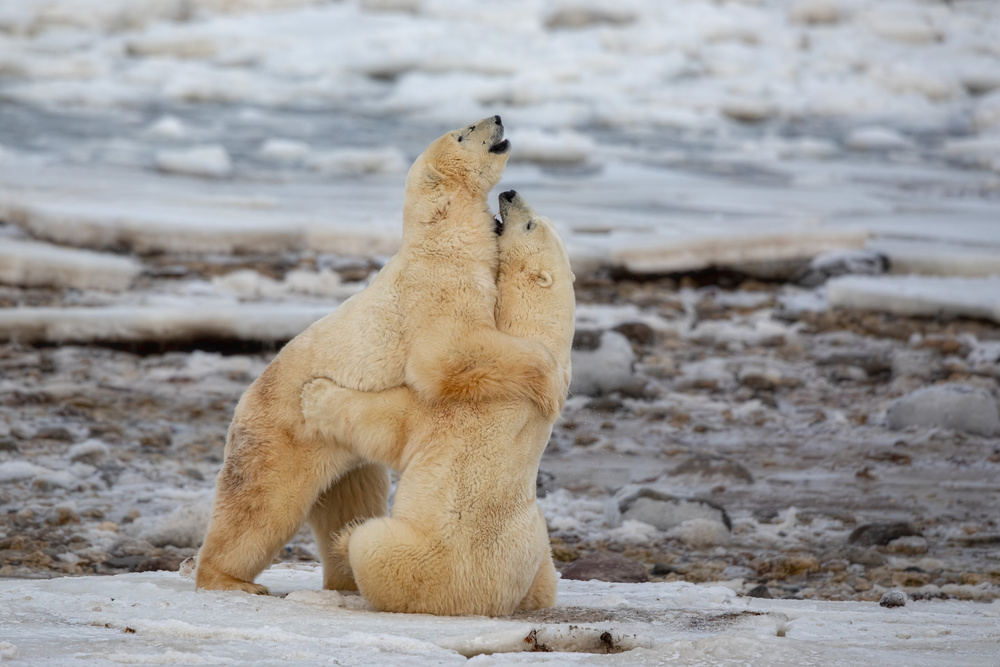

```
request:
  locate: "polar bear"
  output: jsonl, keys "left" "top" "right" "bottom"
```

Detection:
{"left": 197, "top": 118, "right": 563, "bottom": 595}
{"left": 300, "top": 191, "right": 575, "bottom": 615}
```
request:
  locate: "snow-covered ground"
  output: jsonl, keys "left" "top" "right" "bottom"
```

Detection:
{"left": 2, "top": 567, "right": 999, "bottom": 666}
{"left": 2, "top": 1, "right": 1000, "bottom": 662}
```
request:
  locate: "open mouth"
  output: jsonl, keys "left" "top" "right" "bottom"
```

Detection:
{"left": 488, "top": 138, "right": 510, "bottom": 154}
{"left": 494, "top": 214, "right": 504, "bottom": 236}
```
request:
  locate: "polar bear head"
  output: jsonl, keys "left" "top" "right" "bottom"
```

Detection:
{"left": 495, "top": 190, "right": 575, "bottom": 371}
{"left": 404, "top": 116, "right": 511, "bottom": 226}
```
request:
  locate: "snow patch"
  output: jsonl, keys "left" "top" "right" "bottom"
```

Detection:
{"left": 155, "top": 145, "right": 233, "bottom": 178}
{"left": 0, "top": 239, "right": 141, "bottom": 291}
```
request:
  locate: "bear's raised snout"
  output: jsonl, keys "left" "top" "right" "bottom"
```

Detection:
{"left": 500, "top": 189, "right": 517, "bottom": 203}
{"left": 494, "top": 114, "right": 502, "bottom": 126}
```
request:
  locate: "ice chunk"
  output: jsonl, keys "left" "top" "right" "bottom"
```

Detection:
{"left": 845, "top": 126, "right": 912, "bottom": 151}
{"left": 145, "top": 115, "right": 189, "bottom": 140}
{"left": 258, "top": 138, "right": 311, "bottom": 164}
{"left": 508, "top": 129, "right": 594, "bottom": 166}
{"left": 155, "top": 145, "right": 233, "bottom": 178}
{"left": 306, "top": 147, "right": 406, "bottom": 175}
{"left": 886, "top": 384, "right": 1000, "bottom": 436}
{"left": 827, "top": 275, "right": 1000, "bottom": 324}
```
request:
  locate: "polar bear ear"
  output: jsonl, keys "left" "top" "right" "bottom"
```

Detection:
{"left": 536, "top": 270, "right": 553, "bottom": 288}
{"left": 570, "top": 271, "right": 577, "bottom": 283}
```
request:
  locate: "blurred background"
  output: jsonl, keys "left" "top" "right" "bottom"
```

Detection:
{"left": 1, "top": 0, "right": 999, "bottom": 602}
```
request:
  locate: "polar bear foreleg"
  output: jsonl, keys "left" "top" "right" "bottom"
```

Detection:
{"left": 407, "top": 328, "right": 566, "bottom": 422}
{"left": 301, "top": 379, "right": 414, "bottom": 470}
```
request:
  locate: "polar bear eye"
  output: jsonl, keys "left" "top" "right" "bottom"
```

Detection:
{"left": 525, "top": 221, "right": 536, "bottom": 231}
{"left": 457, "top": 135, "right": 464, "bottom": 143}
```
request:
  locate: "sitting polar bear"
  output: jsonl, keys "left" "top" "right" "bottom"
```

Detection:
{"left": 301, "top": 191, "right": 575, "bottom": 615}
{"left": 197, "top": 118, "right": 563, "bottom": 595}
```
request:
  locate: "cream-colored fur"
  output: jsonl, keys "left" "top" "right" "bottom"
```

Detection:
{"left": 196, "top": 118, "right": 562, "bottom": 595}
{"left": 301, "top": 192, "right": 575, "bottom": 615}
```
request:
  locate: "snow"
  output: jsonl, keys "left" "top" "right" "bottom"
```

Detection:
{"left": 1, "top": 568, "right": 999, "bottom": 665}
{"left": 886, "top": 384, "right": 1000, "bottom": 437}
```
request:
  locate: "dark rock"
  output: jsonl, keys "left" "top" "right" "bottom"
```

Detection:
{"left": 616, "top": 379, "right": 659, "bottom": 400}
{"left": 584, "top": 397, "right": 625, "bottom": 413}
{"left": 560, "top": 551, "right": 649, "bottom": 583}
{"left": 613, "top": 322, "right": 656, "bottom": 346}
{"left": 0, "top": 438, "right": 18, "bottom": 452}
{"left": 136, "top": 555, "right": 184, "bottom": 572}
{"left": 34, "top": 426, "right": 75, "bottom": 442}
{"left": 746, "top": 584, "right": 773, "bottom": 599}
{"left": 849, "top": 522, "right": 920, "bottom": 547}
{"left": 536, "top": 470, "right": 556, "bottom": 498}
{"left": 572, "top": 330, "right": 603, "bottom": 351}
{"left": 879, "top": 589, "right": 907, "bottom": 608}
{"left": 670, "top": 454, "right": 754, "bottom": 485}
{"left": 103, "top": 556, "right": 145, "bottom": 570}
{"left": 650, "top": 562, "right": 678, "bottom": 576}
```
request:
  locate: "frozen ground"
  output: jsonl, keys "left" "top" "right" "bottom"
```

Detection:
{"left": 2, "top": 567, "right": 1000, "bottom": 665}
{"left": 2, "top": 0, "right": 1000, "bottom": 662}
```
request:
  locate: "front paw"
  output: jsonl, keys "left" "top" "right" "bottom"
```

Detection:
{"left": 301, "top": 377, "right": 339, "bottom": 424}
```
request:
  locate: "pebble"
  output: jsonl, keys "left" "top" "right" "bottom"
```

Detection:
{"left": 879, "top": 589, "right": 908, "bottom": 608}
{"left": 746, "top": 583, "right": 773, "bottom": 599}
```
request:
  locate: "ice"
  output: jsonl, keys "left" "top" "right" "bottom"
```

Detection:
{"left": 845, "top": 126, "right": 913, "bottom": 151}
{"left": 155, "top": 145, "right": 234, "bottom": 178}
{"left": 827, "top": 275, "right": 1000, "bottom": 323}
{"left": 0, "top": 568, "right": 997, "bottom": 665}
{"left": 0, "top": 238, "right": 141, "bottom": 291}
{"left": 568, "top": 330, "right": 635, "bottom": 397}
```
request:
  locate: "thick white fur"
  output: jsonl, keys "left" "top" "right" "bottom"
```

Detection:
{"left": 301, "top": 192, "right": 575, "bottom": 615}
{"left": 196, "top": 118, "right": 561, "bottom": 595}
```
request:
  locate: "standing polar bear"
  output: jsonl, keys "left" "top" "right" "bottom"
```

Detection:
{"left": 197, "top": 117, "right": 563, "bottom": 595}
{"left": 300, "top": 191, "right": 575, "bottom": 616}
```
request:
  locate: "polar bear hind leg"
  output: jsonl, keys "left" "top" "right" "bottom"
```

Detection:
{"left": 308, "top": 462, "right": 390, "bottom": 590}
{"left": 347, "top": 517, "right": 451, "bottom": 614}
{"left": 516, "top": 506, "right": 558, "bottom": 611}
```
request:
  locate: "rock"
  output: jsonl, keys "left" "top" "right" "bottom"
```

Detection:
{"left": 605, "top": 486, "right": 732, "bottom": 532}
{"left": 544, "top": 6, "right": 636, "bottom": 30}
{"left": 570, "top": 330, "right": 635, "bottom": 397}
{"left": 796, "top": 249, "right": 889, "bottom": 287}
{"left": 823, "top": 546, "right": 886, "bottom": 568}
{"left": 890, "top": 350, "right": 938, "bottom": 380}
{"left": 560, "top": 551, "right": 648, "bottom": 583}
{"left": 67, "top": 439, "right": 109, "bottom": 465}
{"left": 879, "top": 589, "right": 908, "bottom": 608}
{"left": 0, "top": 438, "right": 18, "bottom": 452}
{"left": 650, "top": 562, "right": 677, "bottom": 576}
{"left": 616, "top": 379, "right": 659, "bottom": 400}
{"left": 886, "top": 384, "right": 1000, "bottom": 436}
{"left": 675, "top": 518, "right": 730, "bottom": 548}
{"left": 670, "top": 454, "right": 754, "bottom": 485}
{"left": 788, "top": 0, "right": 841, "bottom": 25}
{"left": 136, "top": 555, "right": 185, "bottom": 572}
{"left": 736, "top": 360, "right": 802, "bottom": 392}
{"left": 760, "top": 556, "right": 820, "bottom": 579}
{"left": 536, "top": 470, "right": 556, "bottom": 498}
{"left": 849, "top": 522, "right": 920, "bottom": 547}
{"left": 34, "top": 426, "right": 74, "bottom": 442}
{"left": 746, "top": 584, "right": 773, "bottom": 599}
{"left": 887, "top": 536, "right": 928, "bottom": 555}
{"left": 613, "top": 322, "right": 657, "bottom": 347}
{"left": 584, "top": 397, "right": 625, "bottom": 413}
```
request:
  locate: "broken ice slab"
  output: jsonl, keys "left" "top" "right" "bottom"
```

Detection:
{"left": 0, "top": 304, "right": 331, "bottom": 344}
{"left": 0, "top": 238, "right": 141, "bottom": 291}
{"left": 827, "top": 275, "right": 1000, "bottom": 324}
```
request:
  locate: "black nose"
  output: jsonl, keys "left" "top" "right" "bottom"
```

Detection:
{"left": 494, "top": 114, "right": 502, "bottom": 126}
{"left": 500, "top": 190, "right": 517, "bottom": 203}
